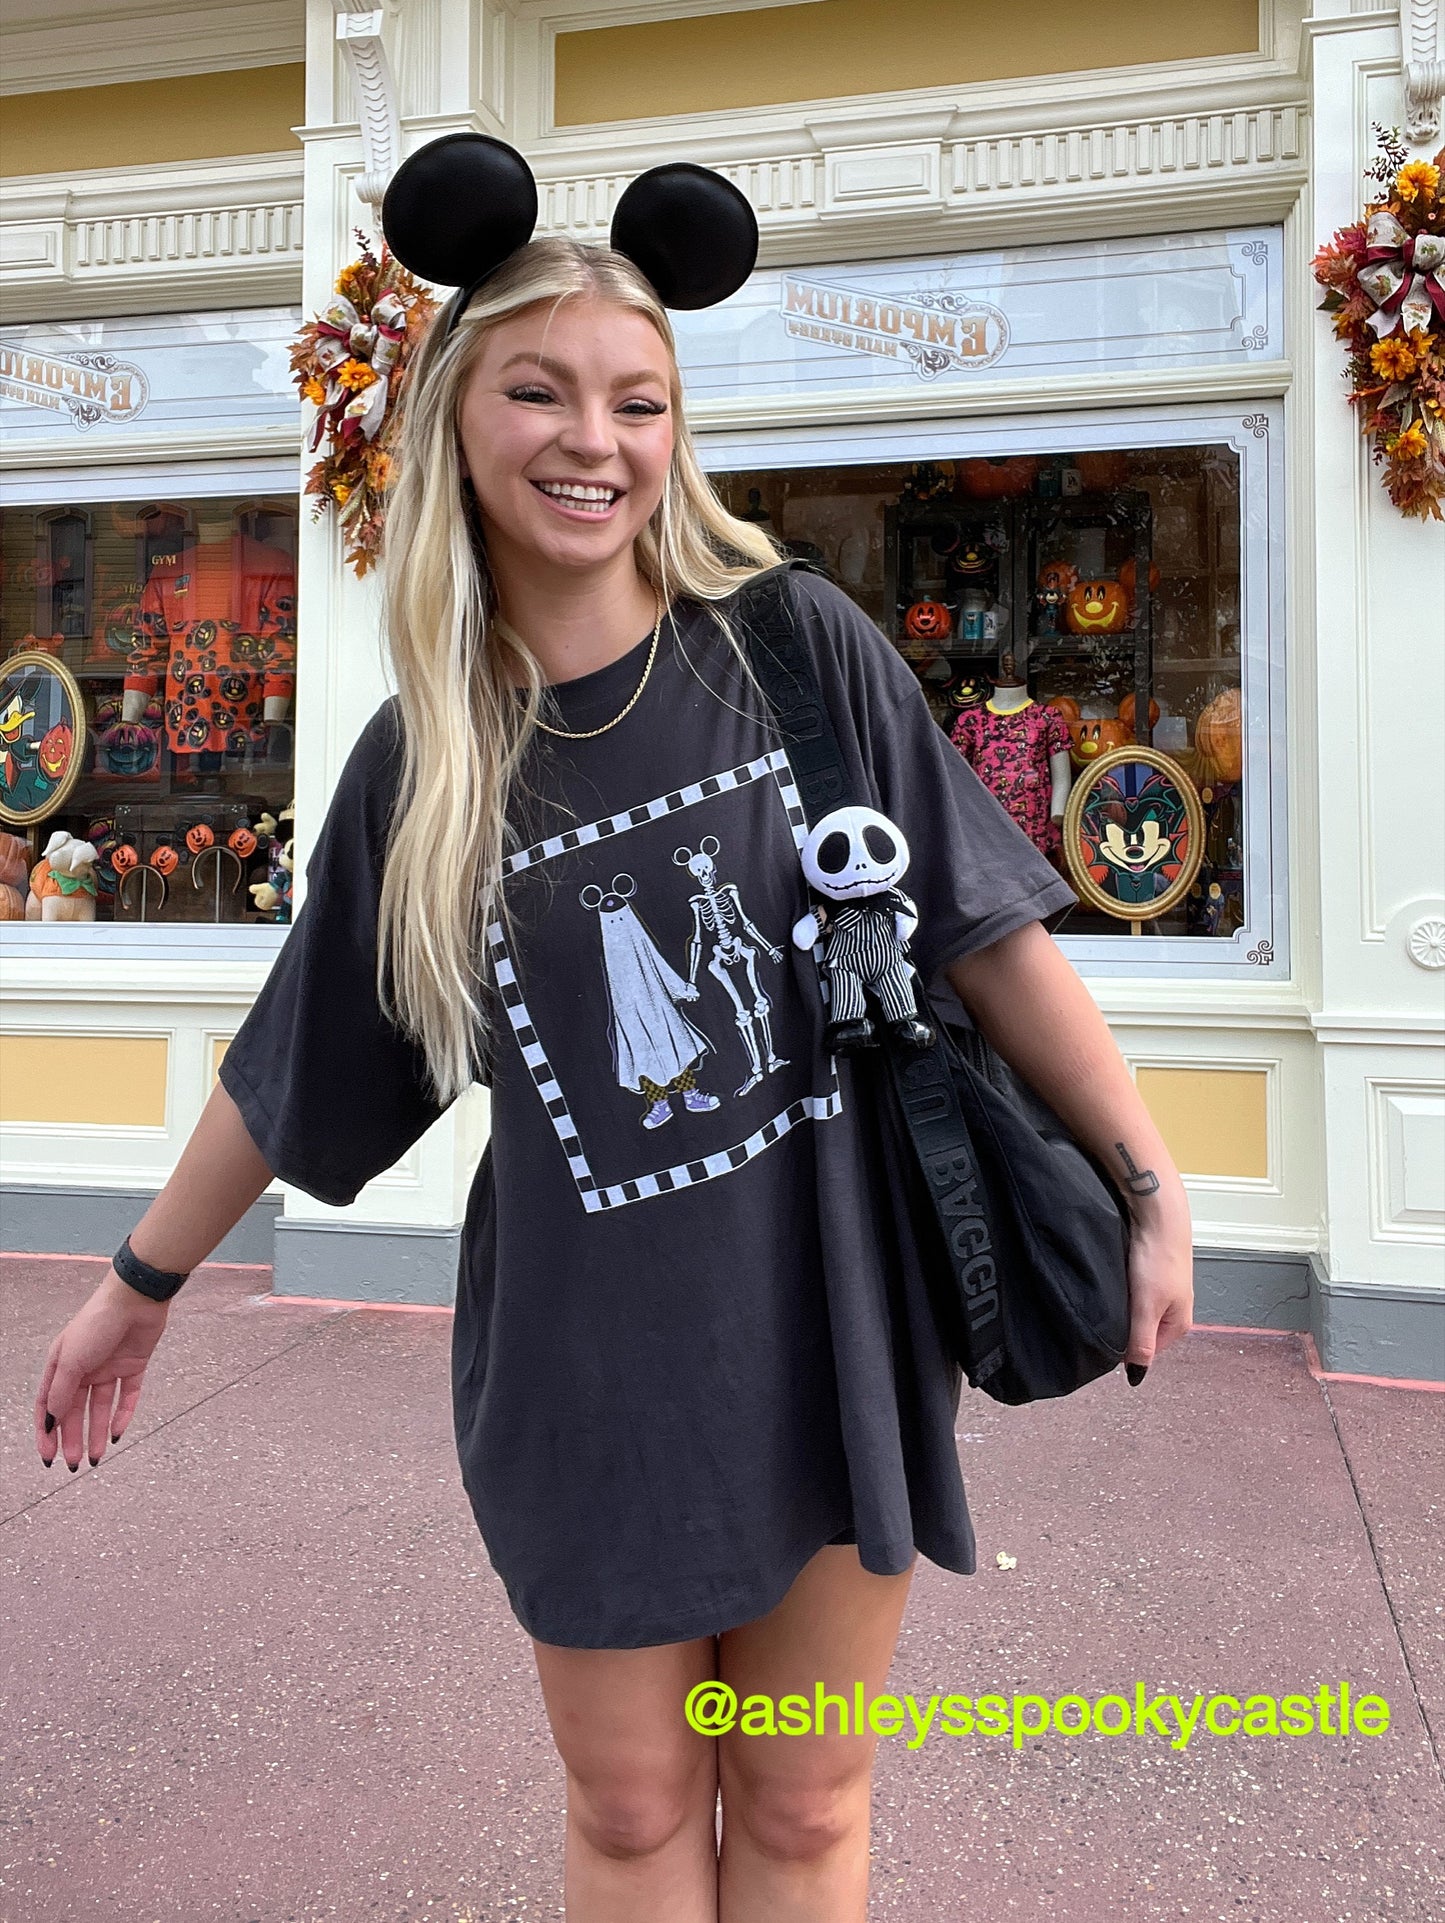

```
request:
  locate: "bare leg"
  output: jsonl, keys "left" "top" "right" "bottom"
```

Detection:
{"left": 716, "top": 1545, "right": 917, "bottom": 1922}
{"left": 532, "top": 1635, "right": 721, "bottom": 1922}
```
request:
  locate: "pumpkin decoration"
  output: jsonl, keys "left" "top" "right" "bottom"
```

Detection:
{"left": 0, "top": 882, "right": 24, "bottom": 920}
{"left": 185, "top": 822, "right": 215, "bottom": 855}
{"left": 228, "top": 825, "right": 259, "bottom": 860}
{"left": 1195, "top": 686, "right": 1243, "bottom": 784}
{"left": 949, "top": 539, "right": 994, "bottom": 578}
{"left": 959, "top": 455, "right": 1040, "bottom": 499}
{"left": 1118, "top": 691, "right": 1161, "bottom": 732}
{"left": 25, "top": 831, "right": 98, "bottom": 922}
{"left": 38, "top": 719, "right": 73, "bottom": 782}
{"left": 150, "top": 843, "right": 180, "bottom": 877}
{"left": 1038, "top": 560, "right": 1078, "bottom": 597}
{"left": 1117, "top": 557, "right": 1161, "bottom": 600}
{"left": 0, "top": 830, "right": 28, "bottom": 890}
{"left": 904, "top": 599, "right": 953, "bottom": 640}
{"left": 1069, "top": 716, "right": 1131, "bottom": 768}
{"left": 1074, "top": 450, "right": 1131, "bottom": 490}
{"left": 112, "top": 842, "right": 139, "bottom": 873}
{"left": 1064, "top": 578, "right": 1131, "bottom": 635}
{"left": 1045, "top": 695, "right": 1082, "bottom": 730}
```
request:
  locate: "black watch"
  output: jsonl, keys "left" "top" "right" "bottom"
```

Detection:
{"left": 112, "top": 1235, "right": 189, "bottom": 1303}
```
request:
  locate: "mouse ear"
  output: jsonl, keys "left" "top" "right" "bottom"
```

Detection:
{"left": 609, "top": 163, "right": 758, "bottom": 309}
{"left": 381, "top": 132, "right": 538, "bottom": 290}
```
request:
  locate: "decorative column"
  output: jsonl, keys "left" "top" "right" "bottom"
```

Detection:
{"left": 275, "top": 0, "right": 497, "bottom": 1303}
{"left": 1302, "top": 1, "right": 1445, "bottom": 1376}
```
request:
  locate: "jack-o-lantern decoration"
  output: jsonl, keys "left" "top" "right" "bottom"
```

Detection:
{"left": 904, "top": 600, "right": 953, "bottom": 641}
{"left": 1118, "top": 557, "right": 1161, "bottom": 601}
{"left": 1046, "top": 695, "right": 1082, "bottom": 730}
{"left": 112, "top": 842, "right": 139, "bottom": 873}
{"left": 1195, "top": 686, "right": 1243, "bottom": 783}
{"left": 959, "top": 455, "right": 1040, "bottom": 499}
{"left": 38, "top": 720, "right": 73, "bottom": 782}
{"left": 228, "top": 825, "right": 258, "bottom": 860}
{"left": 185, "top": 822, "right": 214, "bottom": 855}
{"left": 1117, "top": 691, "right": 1161, "bottom": 732}
{"left": 1065, "top": 579, "right": 1131, "bottom": 635}
{"left": 150, "top": 842, "right": 180, "bottom": 877}
{"left": 949, "top": 539, "right": 993, "bottom": 578}
{"left": 1070, "top": 716, "right": 1131, "bottom": 768}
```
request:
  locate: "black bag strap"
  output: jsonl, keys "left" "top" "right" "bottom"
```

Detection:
{"left": 732, "top": 563, "right": 1008, "bottom": 1388}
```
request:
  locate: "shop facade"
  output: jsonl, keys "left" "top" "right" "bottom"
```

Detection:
{"left": 1, "top": 1, "right": 1440, "bottom": 1377}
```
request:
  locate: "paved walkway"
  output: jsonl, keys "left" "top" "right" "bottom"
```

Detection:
{"left": 3, "top": 1256, "right": 1442, "bottom": 1922}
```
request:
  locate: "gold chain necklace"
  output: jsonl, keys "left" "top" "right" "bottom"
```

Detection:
{"left": 496, "top": 589, "right": 665, "bottom": 740}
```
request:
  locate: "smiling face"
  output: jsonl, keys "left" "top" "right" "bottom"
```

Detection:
{"left": 457, "top": 294, "right": 676, "bottom": 580}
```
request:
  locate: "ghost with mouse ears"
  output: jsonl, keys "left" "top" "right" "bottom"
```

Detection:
{"left": 379, "top": 130, "right": 762, "bottom": 338}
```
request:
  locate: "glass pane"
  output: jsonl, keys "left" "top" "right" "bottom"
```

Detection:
{"left": 0, "top": 493, "right": 298, "bottom": 930}
{"left": 715, "top": 444, "right": 1246, "bottom": 941}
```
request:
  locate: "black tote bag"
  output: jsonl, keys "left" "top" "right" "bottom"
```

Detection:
{"left": 734, "top": 562, "right": 1132, "bottom": 1405}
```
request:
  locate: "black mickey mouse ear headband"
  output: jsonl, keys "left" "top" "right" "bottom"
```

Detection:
{"left": 381, "top": 131, "right": 758, "bottom": 338}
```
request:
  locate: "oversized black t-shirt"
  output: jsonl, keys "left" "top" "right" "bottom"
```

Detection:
{"left": 218, "top": 569, "right": 1077, "bottom": 1649}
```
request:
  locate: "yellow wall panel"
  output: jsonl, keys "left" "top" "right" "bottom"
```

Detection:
{"left": 1136, "top": 1066, "right": 1269, "bottom": 1181}
{"left": 554, "top": 0, "right": 1259, "bottom": 126}
{"left": 211, "top": 1036, "right": 230, "bottom": 1084}
{"left": 0, "top": 65, "right": 304, "bottom": 177}
{"left": 0, "top": 1034, "right": 168, "bottom": 1127}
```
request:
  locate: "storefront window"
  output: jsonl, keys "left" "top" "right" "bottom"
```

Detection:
{"left": 716, "top": 444, "right": 1250, "bottom": 945}
{"left": 0, "top": 493, "right": 298, "bottom": 930}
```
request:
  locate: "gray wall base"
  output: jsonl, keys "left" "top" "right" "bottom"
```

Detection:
{"left": 1308, "top": 1260, "right": 1445, "bottom": 1383}
{"left": 0, "top": 1184, "right": 279, "bottom": 1266}
{"left": 272, "top": 1217, "right": 460, "bottom": 1307}
{"left": 1192, "top": 1247, "right": 1311, "bottom": 1331}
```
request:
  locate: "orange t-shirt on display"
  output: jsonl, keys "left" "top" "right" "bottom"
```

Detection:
{"left": 122, "top": 535, "right": 297, "bottom": 754}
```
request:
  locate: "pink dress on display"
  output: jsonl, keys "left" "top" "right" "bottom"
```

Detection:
{"left": 950, "top": 700, "right": 1072, "bottom": 856}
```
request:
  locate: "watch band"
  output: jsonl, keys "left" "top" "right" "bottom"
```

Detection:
{"left": 112, "top": 1234, "right": 190, "bottom": 1303}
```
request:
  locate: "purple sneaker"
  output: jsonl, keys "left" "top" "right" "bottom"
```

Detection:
{"left": 642, "top": 1097, "right": 673, "bottom": 1130}
{"left": 683, "top": 1087, "right": 720, "bottom": 1113}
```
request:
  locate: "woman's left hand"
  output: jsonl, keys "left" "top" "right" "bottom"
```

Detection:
{"left": 1124, "top": 1205, "right": 1195, "bottom": 1377}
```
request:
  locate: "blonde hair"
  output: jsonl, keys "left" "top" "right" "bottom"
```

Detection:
{"left": 377, "top": 236, "right": 786, "bottom": 1106}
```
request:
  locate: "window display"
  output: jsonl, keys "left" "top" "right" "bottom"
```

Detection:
{"left": 715, "top": 444, "right": 1246, "bottom": 945}
{"left": 0, "top": 493, "right": 298, "bottom": 927}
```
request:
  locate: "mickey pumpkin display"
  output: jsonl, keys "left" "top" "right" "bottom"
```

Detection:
{"left": 904, "top": 600, "right": 953, "bottom": 641}
{"left": 185, "top": 822, "right": 215, "bottom": 855}
{"left": 1064, "top": 578, "right": 1131, "bottom": 636}
{"left": 1045, "top": 695, "right": 1082, "bottom": 731}
{"left": 1118, "top": 557, "right": 1161, "bottom": 601}
{"left": 1195, "top": 686, "right": 1243, "bottom": 784}
{"left": 1069, "top": 716, "right": 1131, "bottom": 768}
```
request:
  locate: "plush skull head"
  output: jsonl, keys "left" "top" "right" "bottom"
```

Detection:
{"left": 800, "top": 806, "right": 910, "bottom": 903}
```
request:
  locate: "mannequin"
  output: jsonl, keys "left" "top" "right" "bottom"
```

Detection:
{"left": 950, "top": 653, "right": 1073, "bottom": 857}
{"left": 121, "top": 517, "right": 296, "bottom": 760}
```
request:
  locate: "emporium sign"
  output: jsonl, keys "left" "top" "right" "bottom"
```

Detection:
{"left": 780, "top": 276, "right": 1010, "bottom": 378}
{"left": 0, "top": 346, "right": 150, "bottom": 429}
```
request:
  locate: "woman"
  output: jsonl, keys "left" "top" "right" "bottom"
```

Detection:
{"left": 34, "top": 139, "right": 1192, "bottom": 1923}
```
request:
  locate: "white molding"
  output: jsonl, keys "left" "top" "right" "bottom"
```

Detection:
{"left": 683, "top": 361, "right": 1293, "bottom": 436}
{"left": 0, "top": 153, "right": 304, "bottom": 322}
{"left": 1401, "top": 0, "right": 1444, "bottom": 142}
{"left": 0, "top": 423, "right": 300, "bottom": 474}
{"left": 0, "top": 1, "right": 306, "bottom": 96}
{"left": 332, "top": 0, "right": 402, "bottom": 209}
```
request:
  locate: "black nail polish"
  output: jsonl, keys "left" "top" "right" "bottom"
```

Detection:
{"left": 44, "top": 1412, "right": 55, "bottom": 1434}
{"left": 1126, "top": 1362, "right": 1148, "bottom": 1387}
{"left": 68, "top": 1462, "right": 78, "bottom": 1473}
{"left": 88, "top": 1456, "right": 98, "bottom": 1468}
{"left": 111, "top": 1433, "right": 121, "bottom": 1445}
{"left": 42, "top": 1453, "right": 53, "bottom": 1468}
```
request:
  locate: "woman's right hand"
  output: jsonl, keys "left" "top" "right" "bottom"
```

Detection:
{"left": 34, "top": 1269, "right": 171, "bottom": 1472}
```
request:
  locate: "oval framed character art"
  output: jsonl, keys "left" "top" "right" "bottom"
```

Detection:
{"left": 0, "top": 648, "right": 88, "bottom": 828}
{"left": 1062, "top": 744, "right": 1205, "bottom": 925}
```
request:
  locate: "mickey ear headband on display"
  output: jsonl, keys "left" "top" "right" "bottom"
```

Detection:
{"left": 380, "top": 131, "right": 759, "bottom": 337}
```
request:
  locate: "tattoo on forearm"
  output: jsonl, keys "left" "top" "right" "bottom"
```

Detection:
{"left": 1116, "top": 1142, "right": 1160, "bottom": 1197}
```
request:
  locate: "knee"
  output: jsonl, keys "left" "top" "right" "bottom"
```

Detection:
{"left": 569, "top": 1759, "right": 713, "bottom": 1863}
{"left": 725, "top": 1769, "right": 869, "bottom": 1867}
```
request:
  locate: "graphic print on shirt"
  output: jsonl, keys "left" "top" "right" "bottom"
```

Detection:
{"left": 580, "top": 873, "right": 724, "bottom": 1130}
{"left": 486, "top": 746, "right": 841, "bottom": 1214}
{"left": 673, "top": 836, "right": 790, "bottom": 1098}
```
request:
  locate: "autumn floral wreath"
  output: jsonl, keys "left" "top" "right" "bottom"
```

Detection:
{"left": 289, "top": 232, "right": 439, "bottom": 575}
{"left": 1312, "top": 131, "right": 1445, "bottom": 522}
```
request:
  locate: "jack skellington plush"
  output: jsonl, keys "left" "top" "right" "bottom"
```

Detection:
{"left": 379, "top": 130, "right": 760, "bottom": 326}
{"left": 791, "top": 806, "right": 936, "bottom": 1055}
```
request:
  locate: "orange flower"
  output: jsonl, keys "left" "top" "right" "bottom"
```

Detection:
{"left": 1391, "top": 422, "right": 1427, "bottom": 459}
{"left": 332, "top": 481, "right": 353, "bottom": 505}
{"left": 301, "top": 375, "right": 327, "bottom": 405}
{"left": 1371, "top": 337, "right": 1418, "bottom": 381}
{"left": 335, "top": 358, "right": 377, "bottom": 393}
{"left": 1395, "top": 161, "right": 1440, "bottom": 203}
{"left": 365, "top": 449, "right": 395, "bottom": 488}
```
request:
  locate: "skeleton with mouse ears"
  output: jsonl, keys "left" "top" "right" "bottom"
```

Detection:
{"left": 791, "top": 805, "right": 936, "bottom": 1056}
